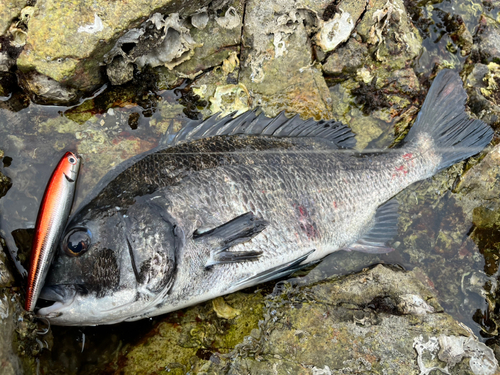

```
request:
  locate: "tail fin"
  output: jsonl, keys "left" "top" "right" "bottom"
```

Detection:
{"left": 404, "top": 69, "right": 493, "bottom": 170}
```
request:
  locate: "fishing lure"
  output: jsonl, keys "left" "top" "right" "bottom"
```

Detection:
{"left": 25, "top": 152, "right": 81, "bottom": 311}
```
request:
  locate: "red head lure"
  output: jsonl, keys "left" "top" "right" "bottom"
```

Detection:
{"left": 25, "top": 152, "right": 81, "bottom": 311}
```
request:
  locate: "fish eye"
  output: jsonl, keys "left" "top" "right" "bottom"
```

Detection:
{"left": 62, "top": 228, "right": 92, "bottom": 257}
{"left": 67, "top": 155, "right": 77, "bottom": 165}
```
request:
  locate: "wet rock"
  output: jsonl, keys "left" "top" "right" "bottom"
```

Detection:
{"left": 101, "top": 291, "right": 265, "bottom": 374}
{"left": 0, "top": 239, "right": 14, "bottom": 288}
{"left": 0, "top": 241, "right": 36, "bottom": 375}
{"left": 97, "top": 265, "right": 498, "bottom": 374}
{"left": 0, "top": 169, "right": 12, "bottom": 200}
{"left": 477, "top": 16, "right": 500, "bottom": 64}
{"left": 0, "top": 149, "right": 12, "bottom": 199}
{"left": 16, "top": 0, "right": 212, "bottom": 101}
{"left": 18, "top": 70, "right": 80, "bottom": 105}
{"left": 466, "top": 63, "right": 500, "bottom": 129}
{"left": 458, "top": 143, "right": 500, "bottom": 203}
{"left": 106, "top": 56, "right": 135, "bottom": 86}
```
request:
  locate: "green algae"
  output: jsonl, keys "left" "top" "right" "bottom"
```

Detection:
{"left": 64, "top": 100, "right": 96, "bottom": 125}
{"left": 37, "top": 115, "right": 81, "bottom": 135}
{"left": 109, "top": 291, "right": 265, "bottom": 374}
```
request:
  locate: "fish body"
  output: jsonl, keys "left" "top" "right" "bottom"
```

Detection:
{"left": 25, "top": 152, "right": 80, "bottom": 312}
{"left": 39, "top": 70, "right": 493, "bottom": 325}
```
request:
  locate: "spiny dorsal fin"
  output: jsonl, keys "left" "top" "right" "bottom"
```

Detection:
{"left": 163, "top": 110, "right": 356, "bottom": 149}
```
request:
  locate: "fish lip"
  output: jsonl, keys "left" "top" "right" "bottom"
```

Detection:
{"left": 37, "top": 284, "right": 78, "bottom": 317}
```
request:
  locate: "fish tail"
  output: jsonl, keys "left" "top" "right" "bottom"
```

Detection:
{"left": 403, "top": 69, "right": 493, "bottom": 171}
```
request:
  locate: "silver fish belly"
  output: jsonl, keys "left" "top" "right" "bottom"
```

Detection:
{"left": 38, "top": 69, "right": 493, "bottom": 326}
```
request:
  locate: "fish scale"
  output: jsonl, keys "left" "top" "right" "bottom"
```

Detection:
{"left": 159, "top": 143, "right": 434, "bottom": 305}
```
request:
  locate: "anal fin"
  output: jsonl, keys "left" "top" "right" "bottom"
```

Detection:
{"left": 193, "top": 212, "right": 268, "bottom": 268}
{"left": 345, "top": 199, "right": 398, "bottom": 254}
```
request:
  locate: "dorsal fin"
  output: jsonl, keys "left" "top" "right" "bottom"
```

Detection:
{"left": 162, "top": 110, "right": 356, "bottom": 149}
{"left": 73, "top": 111, "right": 356, "bottom": 214}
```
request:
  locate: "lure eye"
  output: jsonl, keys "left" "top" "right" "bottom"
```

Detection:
{"left": 63, "top": 228, "right": 92, "bottom": 257}
{"left": 67, "top": 155, "right": 77, "bottom": 165}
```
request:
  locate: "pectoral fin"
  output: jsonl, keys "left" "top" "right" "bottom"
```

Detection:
{"left": 193, "top": 212, "right": 268, "bottom": 268}
{"left": 345, "top": 199, "right": 398, "bottom": 254}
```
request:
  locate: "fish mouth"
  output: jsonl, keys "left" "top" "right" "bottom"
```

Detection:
{"left": 37, "top": 284, "right": 78, "bottom": 318}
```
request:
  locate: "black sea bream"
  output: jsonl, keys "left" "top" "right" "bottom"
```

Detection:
{"left": 38, "top": 70, "right": 493, "bottom": 325}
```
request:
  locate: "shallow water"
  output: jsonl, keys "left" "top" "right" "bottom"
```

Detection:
{"left": 0, "top": 0, "right": 499, "bottom": 373}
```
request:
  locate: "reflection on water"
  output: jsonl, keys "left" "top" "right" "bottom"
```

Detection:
{"left": 0, "top": 0, "right": 499, "bottom": 373}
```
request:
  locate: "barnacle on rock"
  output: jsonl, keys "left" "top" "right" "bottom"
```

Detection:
{"left": 104, "top": 12, "right": 203, "bottom": 85}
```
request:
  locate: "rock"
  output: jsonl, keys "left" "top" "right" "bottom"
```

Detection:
{"left": 0, "top": 240, "right": 37, "bottom": 375}
{"left": 238, "top": 0, "right": 341, "bottom": 119}
{"left": 415, "top": 335, "right": 498, "bottom": 375}
{"left": 356, "top": 0, "right": 422, "bottom": 67}
{"left": 212, "top": 296, "right": 241, "bottom": 319}
{"left": 103, "top": 12, "right": 204, "bottom": 73}
{"left": 18, "top": 70, "right": 80, "bottom": 105}
{"left": 171, "top": 0, "right": 244, "bottom": 78}
{"left": 191, "top": 51, "right": 250, "bottom": 118}
{"left": 106, "top": 56, "right": 135, "bottom": 86}
{"left": 466, "top": 63, "right": 500, "bottom": 129}
{"left": 0, "top": 0, "right": 28, "bottom": 36}
{"left": 477, "top": 16, "right": 500, "bottom": 63}
{"left": 322, "top": 38, "right": 368, "bottom": 75}
{"left": 457, "top": 143, "right": 500, "bottom": 203}
{"left": 0, "top": 51, "right": 15, "bottom": 73}
{"left": 99, "top": 265, "right": 498, "bottom": 374}
{"left": 16, "top": 0, "right": 212, "bottom": 101}
{"left": 313, "top": 0, "right": 367, "bottom": 54}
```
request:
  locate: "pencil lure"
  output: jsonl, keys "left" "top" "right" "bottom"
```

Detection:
{"left": 25, "top": 152, "right": 81, "bottom": 312}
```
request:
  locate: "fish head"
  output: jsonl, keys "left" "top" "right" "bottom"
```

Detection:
{"left": 38, "top": 195, "right": 182, "bottom": 325}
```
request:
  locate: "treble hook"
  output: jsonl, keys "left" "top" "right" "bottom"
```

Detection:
{"left": 35, "top": 316, "right": 51, "bottom": 335}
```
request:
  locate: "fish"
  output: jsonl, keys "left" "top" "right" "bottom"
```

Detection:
{"left": 38, "top": 70, "right": 493, "bottom": 325}
{"left": 25, "top": 151, "right": 81, "bottom": 312}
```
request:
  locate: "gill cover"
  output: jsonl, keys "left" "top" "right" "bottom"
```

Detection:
{"left": 122, "top": 195, "right": 180, "bottom": 294}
